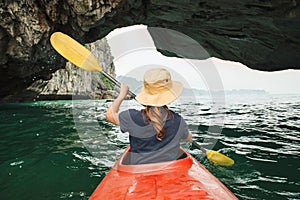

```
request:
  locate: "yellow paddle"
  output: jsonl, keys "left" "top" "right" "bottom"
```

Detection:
{"left": 50, "top": 32, "right": 136, "bottom": 98}
{"left": 50, "top": 32, "right": 234, "bottom": 166}
{"left": 192, "top": 141, "right": 234, "bottom": 166}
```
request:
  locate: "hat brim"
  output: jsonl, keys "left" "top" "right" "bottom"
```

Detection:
{"left": 135, "top": 81, "right": 183, "bottom": 106}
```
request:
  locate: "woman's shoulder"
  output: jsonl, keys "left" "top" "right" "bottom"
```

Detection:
{"left": 170, "top": 110, "right": 182, "bottom": 118}
{"left": 120, "top": 109, "right": 141, "bottom": 116}
{"left": 120, "top": 108, "right": 144, "bottom": 120}
{"left": 129, "top": 108, "right": 143, "bottom": 115}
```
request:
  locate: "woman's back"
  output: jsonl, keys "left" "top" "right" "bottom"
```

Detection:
{"left": 119, "top": 108, "right": 189, "bottom": 164}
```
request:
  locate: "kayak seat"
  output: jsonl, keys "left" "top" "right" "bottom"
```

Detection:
{"left": 121, "top": 152, "right": 131, "bottom": 165}
{"left": 177, "top": 152, "right": 188, "bottom": 160}
{"left": 121, "top": 149, "right": 188, "bottom": 165}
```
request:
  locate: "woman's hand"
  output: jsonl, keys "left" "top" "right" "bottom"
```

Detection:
{"left": 106, "top": 83, "right": 129, "bottom": 125}
{"left": 119, "top": 83, "right": 129, "bottom": 100}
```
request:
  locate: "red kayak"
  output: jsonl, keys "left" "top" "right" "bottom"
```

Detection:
{"left": 90, "top": 147, "right": 238, "bottom": 200}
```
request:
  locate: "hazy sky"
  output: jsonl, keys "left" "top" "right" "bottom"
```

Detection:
{"left": 106, "top": 25, "right": 300, "bottom": 94}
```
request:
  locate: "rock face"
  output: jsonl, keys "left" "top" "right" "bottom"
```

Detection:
{"left": 0, "top": 0, "right": 299, "bottom": 101}
{"left": 1, "top": 38, "right": 116, "bottom": 102}
{"left": 30, "top": 38, "right": 117, "bottom": 101}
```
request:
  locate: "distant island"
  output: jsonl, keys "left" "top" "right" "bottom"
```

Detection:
{"left": 223, "top": 89, "right": 268, "bottom": 95}
{"left": 182, "top": 89, "right": 268, "bottom": 96}
{"left": 117, "top": 76, "right": 268, "bottom": 96}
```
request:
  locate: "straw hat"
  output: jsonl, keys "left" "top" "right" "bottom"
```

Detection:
{"left": 135, "top": 68, "right": 183, "bottom": 106}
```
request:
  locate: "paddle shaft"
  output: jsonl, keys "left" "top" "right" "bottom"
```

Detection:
{"left": 102, "top": 71, "right": 136, "bottom": 98}
{"left": 192, "top": 141, "right": 207, "bottom": 153}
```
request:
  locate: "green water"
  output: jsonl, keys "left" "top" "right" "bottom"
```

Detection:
{"left": 0, "top": 101, "right": 101, "bottom": 199}
{"left": 0, "top": 94, "right": 299, "bottom": 199}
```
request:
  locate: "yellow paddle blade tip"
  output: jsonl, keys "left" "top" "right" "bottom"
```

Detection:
{"left": 50, "top": 32, "right": 62, "bottom": 42}
{"left": 206, "top": 150, "right": 234, "bottom": 166}
{"left": 50, "top": 32, "right": 102, "bottom": 72}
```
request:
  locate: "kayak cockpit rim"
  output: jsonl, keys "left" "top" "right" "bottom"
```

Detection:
{"left": 113, "top": 146, "right": 193, "bottom": 174}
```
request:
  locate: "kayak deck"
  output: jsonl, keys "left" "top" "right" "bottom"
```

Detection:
{"left": 90, "top": 147, "right": 237, "bottom": 200}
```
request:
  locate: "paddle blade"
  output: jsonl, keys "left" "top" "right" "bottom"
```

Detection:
{"left": 206, "top": 150, "right": 234, "bottom": 166}
{"left": 50, "top": 32, "right": 102, "bottom": 72}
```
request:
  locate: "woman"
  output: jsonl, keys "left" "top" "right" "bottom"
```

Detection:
{"left": 106, "top": 68, "right": 192, "bottom": 164}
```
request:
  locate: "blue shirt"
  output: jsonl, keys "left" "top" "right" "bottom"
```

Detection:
{"left": 119, "top": 109, "right": 189, "bottom": 164}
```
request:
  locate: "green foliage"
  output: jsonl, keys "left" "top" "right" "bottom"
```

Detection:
{"left": 101, "top": 75, "right": 114, "bottom": 90}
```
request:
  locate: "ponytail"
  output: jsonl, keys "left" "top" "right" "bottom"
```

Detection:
{"left": 142, "top": 106, "right": 172, "bottom": 141}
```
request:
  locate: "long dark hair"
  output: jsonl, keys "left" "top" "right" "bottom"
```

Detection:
{"left": 142, "top": 105, "right": 173, "bottom": 141}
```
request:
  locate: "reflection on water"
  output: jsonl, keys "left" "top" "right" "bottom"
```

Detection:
{"left": 0, "top": 94, "right": 299, "bottom": 199}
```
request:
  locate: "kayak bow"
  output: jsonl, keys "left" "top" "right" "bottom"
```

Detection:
{"left": 90, "top": 147, "right": 237, "bottom": 200}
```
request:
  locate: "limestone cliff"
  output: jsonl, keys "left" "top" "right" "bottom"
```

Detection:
{"left": 1, "top": 38, "right": 116, "bottom": 102}
{"left": 0, "top": 0, "right": 299, "bottom": 101}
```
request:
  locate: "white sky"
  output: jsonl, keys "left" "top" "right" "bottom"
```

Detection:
{"left": 106, "top": 25, "right": 300, "bottom": 94}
